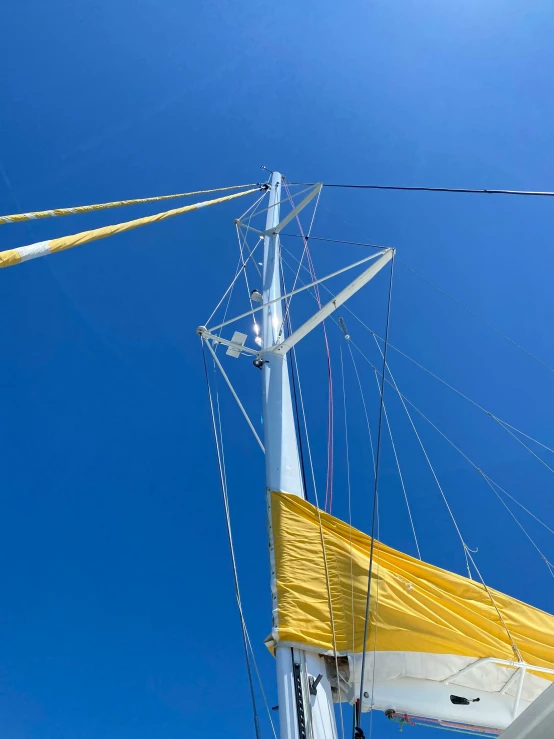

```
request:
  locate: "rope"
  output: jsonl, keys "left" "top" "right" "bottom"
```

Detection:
{"left": 357, "top": 254, "right": 394, "bottom": 735}
{"left": 203, "top": 339, "right": 265, "bottom": 452}
{"left": 0, "top": 183, "right": 259, "bottom": 225}
{"left": 201, "top": 342, "right": 263, "bottom": 739}
{"left": 368, "top": 338, "right": 525, "bottom": 658}
{"left": 203, "top": 187, "right": 267, "bottom": 327}
{"left": 489, "top": 480, "right": 554, "bottom": 537}
{"left": 289, "top": 182, "right": 554, "bottom": 198}
{"left": 281, "top": 233, "right": 384, "bottom": 250}
{"left": 370, "top": 368, "right": 422, "bottom": 560}
{"left": 282, "top": 183, "right": 335, "bottom": 514}
{"left": 280, "top": 245, "right": 543, "bottom": 660}
{"left": 282, "top": 243, "right": 554, "bottom": 474}
{"left": 354, "top": 338, "right": 545, "bottom": 658}
{"left": 494, "top": 417, "right": 554, "bottom": 475}
{"left": 346, "top": 343, "right": 376, "bottom": 474}
{"left": 319, "top": 199, "right": 554, "bottom": 379}
{"left": 352, "top": 339, "right": 554, "bottom": 550}
{"left": 0, "top": 186, "right": 262, "bottom": 269}
{"left": 480, "top": 474, "right": 554, "bottom": 579}
{"left": 244, "top": 628, "right": 279, "bottom": 739}
{"left": 279, "top": 253, "right": 345, "bottom": 739}
{"left": 282, "top": 246, "right": 546, "bottom": 667}
{"left": 278, "top": 184, "right": 321, "bottom": 339}
{"left": 205, "top": 235, "right": 264, "bottom": 327}
{"left": 399, "top": 260, "right": 554, "bottom": 375}
{"left": 339, "top": 345, "right": 356, "bottom": 661}
{"left": 368, "top": 333, "right": 473, "bottom": 579}
{"left": 379, "top": 379, "right": 554, "bottom": 580}
{"left": 347, "top": 311, "right": 554, "bottom": 466}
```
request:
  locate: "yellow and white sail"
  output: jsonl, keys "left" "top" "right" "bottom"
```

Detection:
{"left": 269, "top": 491, "right": 554, "bottom": 731}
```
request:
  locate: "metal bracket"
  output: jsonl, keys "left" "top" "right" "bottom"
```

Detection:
{"left": 309, "top": 674, "right": 323, "bottom": 696}
{"left": 196, "top": 326, "right": 259, "bottom": 357}
{"left": 263, "top": 184, "right": 322, "bottom": 235}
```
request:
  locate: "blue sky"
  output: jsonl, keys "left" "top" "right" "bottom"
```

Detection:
{"left": 1, "top": 1, "right": 554, "bottom": 737}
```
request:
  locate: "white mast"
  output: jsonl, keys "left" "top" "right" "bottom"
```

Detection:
{"left": 262, "top": 172, "right": 338, "bottom": 739}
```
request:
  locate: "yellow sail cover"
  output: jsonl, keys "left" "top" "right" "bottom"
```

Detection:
{"left": 271, "top": 491, "right": 554, "bottom": 674}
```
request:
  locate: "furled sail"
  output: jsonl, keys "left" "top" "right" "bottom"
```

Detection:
{"left": 269, "top": 492, "right": 554, "bottom": 733}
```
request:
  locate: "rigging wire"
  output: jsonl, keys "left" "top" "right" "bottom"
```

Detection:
{"left": 339, "top": 345, "right": 356, "bottom": 661}
{"left": 205, "top": 189, "right": 268, "bottom": 326}
{"left": 279, "top": 252, "right": 346, "bottom": 739}
{"left": 347, "top": 334, "right": 554, "bottom": 552}
{"left": 345, "top": 342, "right": 376, "bottom": 475}
{"left": 367, "top": 335, "right": 526, "bottom": 661}
{"left": 494, "top": 417, "right": 554, "bottom": 476}
{"left": 368, "top": 334, "right": 473, "bottom": 578}
{"left": 282, "top": 244, "right": 549, "bottom": 670}
{"left": 281, "top": 241, "right": 554, "bottom": 470}
{"left": 203, "top": 339, "right": 264, "bottom": 452}
{"left": 289, "top": 182, "right": 554, "bottom": 198}
{"left": 369, "top": 367, "right": 422, "bottom": 560}
{"left": 281, "top": 233, "right": 384, "bottom": 250}
{"left": 281, "top": 239, "right": 551, "bottom": 674}
{"left": 399, "top": 261, "right": 554, "bottom": 376}
{"left": 243, "top": 629, "right": 279, "bottom": 739}
{"left": 278, "top": 186, "right": 322, "bottom": 339}
{"left": 480, "top": 474, "right": 554, "bottom": 579}
{"left": 283, "top": 182, "right": 336, "bottom": 514}
{"left": 201, "top": 342, "right": 263, "bottom": 739}
{"left": 357, "top": 255, "right": 395, "bottom": 737}
{"left": 318, "top": 201, "right": 554, "bottom": 381}
{"left": 368, "top": 502, "right": 382, "bottom": 739}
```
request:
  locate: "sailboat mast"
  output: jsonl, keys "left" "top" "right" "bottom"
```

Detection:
{"left": 262, "top": 172, "right": 338, "bottom": 739}
{"left": 261, "top": 172, "right": 304, "bottom": 496}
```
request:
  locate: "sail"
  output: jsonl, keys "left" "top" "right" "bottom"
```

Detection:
{"left": 270, "top": 491, "right": 554, "bottom": 732}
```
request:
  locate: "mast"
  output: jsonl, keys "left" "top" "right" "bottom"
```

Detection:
{"left": 262, "top": 172, "right": 338, "bottom": 739}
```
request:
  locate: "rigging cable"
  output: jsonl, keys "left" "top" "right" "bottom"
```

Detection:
{"left": 399, "top": 261, "right": 554, "bottom": 376}
{"left": 369, "top": 366, "right": 422, "bottom": 560}
{"left": 281, "top": 239, "right": 554, "bottom": 462}
{"left": 205, "top": 190, "right": 268, "bottom": 326}
{"left": 370, "top": 333, "right": 473, "bottom": 578}
{"left": 201, "top": 342, "right": 263, "bottom": 739}
{"left": 348, "top": 335, "right": 554, "bottom": 559}
{"left": 339, "top": 345, "right": 356, "bottom": 661}
{"left": 279, "top": 276, "right": 346, "bottom": 739}
{"left": 367, "top": 334, "right": 524, "bottom": 660}
{"left": 480, "top": 474, "right": 554, "bottom": 579}
{"left": 318, "top": 201, "right": 554, "bottom": 378}
{"left": 283, "top": 182, "right": 336, "bottom": 514}
{"left": 356, "top": 254, "right": 395, "bottom": 737}
{"left": 281, "top": 242, "right": 552, "bottom": 653}
{"left": 358, "top": 337, "right": 548, "bottom": 656}
{"left": 289, "top": 182, "right": 554, "bottom": 198}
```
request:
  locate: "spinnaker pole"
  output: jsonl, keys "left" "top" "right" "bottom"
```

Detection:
{"left": 262, "top": 172, "right": 338, "bottom": 739}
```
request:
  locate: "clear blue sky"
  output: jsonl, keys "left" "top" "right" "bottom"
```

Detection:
{"left": 1, "top": 1, "right": 554, "bottom": 738}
